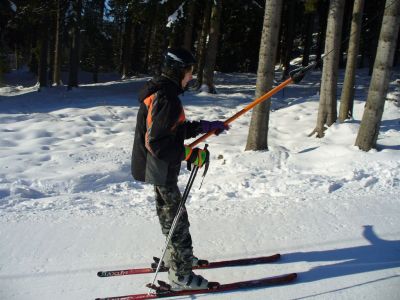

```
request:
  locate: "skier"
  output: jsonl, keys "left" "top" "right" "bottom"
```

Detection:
{"left": 131, "top": 48, "right": 229, "bottom": 290}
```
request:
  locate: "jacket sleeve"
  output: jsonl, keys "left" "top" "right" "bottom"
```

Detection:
{"left": 182, "top": 120, "right": 202, "bottom": 139}
{"left": 146, "top": 94, "right": 185, "bottom": 163}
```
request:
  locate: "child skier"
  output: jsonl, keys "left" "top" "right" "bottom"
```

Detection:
{"left": 131, "top": 48, "right": 228, "bottom": 290}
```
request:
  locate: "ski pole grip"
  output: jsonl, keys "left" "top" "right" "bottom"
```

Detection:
{"left": 289, "top": 61, "right": 317, "bottom": 84}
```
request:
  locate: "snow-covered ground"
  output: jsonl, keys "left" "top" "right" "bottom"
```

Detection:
{"left": 0, "top": 68, "right": 399, "bottom": 300}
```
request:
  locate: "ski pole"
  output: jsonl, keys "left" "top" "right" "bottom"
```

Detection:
{"left": 188, "top": 62, "right": 316, "bottom": 148}
{"left": 148, "top": 164, "right": 200, "bottom": 294}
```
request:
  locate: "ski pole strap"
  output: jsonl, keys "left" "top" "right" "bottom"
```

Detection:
{"left": 199, "top": 144, "right": 210, "bottom": 190}
{"left": 289, "top": 61, "right": 317, "bottom": 84}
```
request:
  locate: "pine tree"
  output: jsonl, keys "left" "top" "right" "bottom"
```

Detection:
{"left": 355, "top": 0, "right": 400, "bottom": 151}
{"left": 201, "top": 0, "right": 222, "bottom": 93}
{"left": 183, "top": 0, "right": 196, "bottom": 51}
{"left": 310, "top": 0, "right": 345, "bottom": 138}
{"left": 302, "top": 0, "right": 318, "bottom": 67}
{"left": 38, "top": 1, "right": 51, "bottom": 88}
{"left": 339, "top": 0, "right": 365, "bottom": 122}
{"left": 121, "top": 4, "right": 134, "bottom": 79}
{"left": 68, "top": 0, "right": 83, "bottom": 89}
{"left": 53, "top": 0, "right": 65, "bottom": 86}
{"left": 195, "top": 0, "right": 212, "bottom": 88}
{"left": 245, "top": 0, "right": 283, "bottom": 151}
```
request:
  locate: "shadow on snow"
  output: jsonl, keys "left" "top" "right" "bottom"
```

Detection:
{"left": 281, "top": 225, "right": 400, "bottom": 296}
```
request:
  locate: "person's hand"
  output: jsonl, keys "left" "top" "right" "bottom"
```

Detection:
{"left": 184, "top": 146, "right": 210, "bottom": 168}
{"left": 200, "top": 120, "right": 229, "bottom": 135}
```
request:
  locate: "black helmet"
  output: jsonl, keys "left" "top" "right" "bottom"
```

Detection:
{"left": 164, "top": 48, "right": 197, "bottom": 70}
{"left": 162, "top": 48, "right": 196, "bottom": 86}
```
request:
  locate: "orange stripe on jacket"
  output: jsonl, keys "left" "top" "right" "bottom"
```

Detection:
{"left": 144, "top": 94, "right": 156, "bottom": 156}
{"left": 143, "top": 93, "right": 186, "bottom": 156}
{"left": 171, "top": 109, "right": 186, "bottom": 131}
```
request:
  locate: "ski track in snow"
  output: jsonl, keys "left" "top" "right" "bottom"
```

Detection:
{"left": 0, "top": 69, "right": 399, "bottom": 300}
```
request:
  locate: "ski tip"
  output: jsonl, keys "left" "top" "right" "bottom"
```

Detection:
{"left": 97, "top": 271, "right": 105, "bottom": 277}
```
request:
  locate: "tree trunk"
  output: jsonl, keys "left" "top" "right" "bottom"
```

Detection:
{"left": 38, "top": 15, "right": 49, "bottom": 88}
{"left": 316, "top": 0, "right": 329, "bottom": 69}
{"left": 281, "top": 0, "right": 296, "bottom": 79}
{"left": 367, "top": 1, "right": 385, "bottom": 75}
{"left": 68, "top": 0, "right": 82, "bottom": 90}
{"left": 339, "top": 0, "right": 364, "bottom": 122}
{"left": 311, "top": 0, "right": 345, "bottom": 138}
{"left": 355, "top": 0, "right": 400, "bottom": 151}
{"left": 143, "top": 20, "right": 153, "bottom": 73}
{"left": 148, "top": 4, "right": 168, "bottom": 75}
{"left": 93, "top": 0, "right": 105, "bottom": 83}
{"left": 202, "top": 0, "right": 222, "bottom": 93}
{"left": 121, "top": 11, "right": 133, "bottom": 79}
{"left": 195, "top": 0, "right": 212, "bottom": 88}
{"left": 48, "top": 27, "right": 54, "bottom": 85}
{"left": 359, "top": 12, "right": 368, "bottom": 68}
{"left": 339, "top": 0, "right": 353, "bottom": 69}
{"left": 183, "top": 0, "right": 196, "bottom": 51}
{"left": 393, "top": 30, "right": 400, "bottom": 66}
{"left": 245, "top": 0, "right": 283, "bottom": 151}
{"left": 53, "top": 0, "right": 63, "bottom": 86}
{"left": 302, "top": 13, "right": 315, "bottom": 67}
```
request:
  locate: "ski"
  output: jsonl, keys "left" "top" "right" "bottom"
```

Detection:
{"left": 95, "top": 273, "right": 297, "bottom": 300}
{"left": 97, "top": 253, "right": 281, "bottom": 278}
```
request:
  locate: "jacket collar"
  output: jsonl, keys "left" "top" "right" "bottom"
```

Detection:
{"left": 160, "top": 74, "right": 184, "bottom": 95}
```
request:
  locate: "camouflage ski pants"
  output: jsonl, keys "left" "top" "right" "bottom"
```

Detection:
{"left": 154, "top": 184, "right": 194, "bottom": 276}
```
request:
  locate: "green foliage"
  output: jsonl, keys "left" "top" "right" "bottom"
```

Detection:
{"left": 0, "top": 0, "right": 393, "bottom": 81}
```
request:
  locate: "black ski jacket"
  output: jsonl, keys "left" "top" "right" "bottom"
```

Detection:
{"left": 131, "top": 76, "right": 202, "bottom": 185}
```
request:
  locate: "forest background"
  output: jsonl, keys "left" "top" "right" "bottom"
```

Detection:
{"left": 0, "top": 0, "right": 399, "bottom": 152}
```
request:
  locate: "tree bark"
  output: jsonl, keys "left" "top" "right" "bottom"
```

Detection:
{"left": 195, "top": 0, "right": 212, "bottom": 88}
{"left": 245, "top": 0, "right": 283, "bottom": 151}
{"left": 281, "top": 0, "right": 296, "bottom": 79}
{"left": 183, "top": 0, "right": 196, "bottom": 51}
{"left": 367, "top": 1, "right": 385, "bottom": 76}
{"left": 393, "top": 30, "right": 400, "bottom": 66}
{"left": 121, "top": 10, "right": 133, "bottom": 79}
{"left": 302, "top": 13, "right": 315, "bottom": 67}
{"left": 38, "top": 14, "right": 49, "bottom": 88}
{"left": 68, "top": 0, "right": 82, "bottom": 90}
{"left": 311, "top": 0, "right": 345, "bottom": 138}
{"left": 355, "top": 0, "right": 400, "bottom": 151}
{"left": 339, "top": 0, "right": 353, "bottom": 69}
{"left": 93, "top": 0, "right": 105, "bottom": 83}
{"left": 339, "top": 0, "right": 364, "bottom": 122}
{"left": 302, "top": 0, "right": 318, "bottom": 67}
{"left": 53, "top": 0, "right": 63, "bottom": 86}
{"left": 148, "top": 3, "right": 168, "bottom": 75}
{"left": 316, "top": 0, "right": 329, "bottom": 69}
{"left": 202, "top": 0, "right": 222, "bottom": 93}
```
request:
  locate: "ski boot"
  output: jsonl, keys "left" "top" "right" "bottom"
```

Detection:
{"left": 168, "top": 270, "right": 210, "bottom": 291}
{"left": 152, "top": 254, "right": 208, "bottom": 270}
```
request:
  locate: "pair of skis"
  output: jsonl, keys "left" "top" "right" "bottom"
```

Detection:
{"left": 96, "top": 253, "right": 297, "bottom": 299}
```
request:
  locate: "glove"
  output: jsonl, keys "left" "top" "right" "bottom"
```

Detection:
{"left": 184, "top": 146, "right": 210, "bottom": 168}
{"left": 200, "top": 120, "right": 229, "bottom": 135}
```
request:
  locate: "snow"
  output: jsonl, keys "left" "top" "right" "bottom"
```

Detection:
{"left": 0, "top": 68, "right": 399, "bottom": 300}
{"left": 166, "top": 3, "right": 184, "bottom": 28}
{"left": 8, "top": 0, "right": 17, "bottom": 12}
